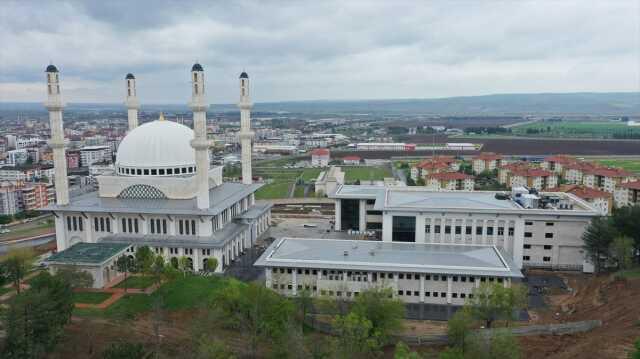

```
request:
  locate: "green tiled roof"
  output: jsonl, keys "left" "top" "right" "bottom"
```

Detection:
{"left": 46, "top": 242, "right": 130, "bottom": 265}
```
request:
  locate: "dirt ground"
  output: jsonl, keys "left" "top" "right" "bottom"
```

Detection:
{"left": 519, "top": 271, "right": 640, "bottom": 359}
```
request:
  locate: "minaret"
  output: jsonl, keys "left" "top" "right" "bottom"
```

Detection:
{"left": 125, "top": 73, "right": 139, "bottom": 131}
{"left": 188, "top": 63, "right": 210, "bottom": 209}
{"left": 238, "top": 71, "right": 253, "bottom": 185}
{"left": 44, "top": 64, "right": 69, "bottom": 206}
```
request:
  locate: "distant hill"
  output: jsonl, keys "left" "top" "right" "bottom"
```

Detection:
{"left": 2, "top": 92, "right": 639, "bottom": 116}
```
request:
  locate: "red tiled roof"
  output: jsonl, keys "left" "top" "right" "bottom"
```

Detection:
{"left": 342, "top": 155, "right": 361, "bottom": 161}
{"left": 548, "top": 185, "right": 611, "bottom": 199}
{"left": 565, "top": 161, "right": 597, "bottom": 171}
{"left": 426, "top": 172, "right": 474, "bottom": 180}
{"left": 500, "top": 162, "right": 530, "bottom": 171}
{"left": 585, "top": 167, "right": 635, "bottom": 178}
{"left": 415, "top": 160, "right": 450, "bottom": 170}
{"left": 544, "top": 155, "right": 576, "bottom": 165}
{"left": 472, "top": 152, "right": 502, "bottom": 161}
{"left": 511, "top": 168, "right": 554, "bottom": 177}
{"left": 620, "top": 180, "right": 640, "bottom": 190}
{"left": 311, "top": 148, "right": 330, "bottom": 156}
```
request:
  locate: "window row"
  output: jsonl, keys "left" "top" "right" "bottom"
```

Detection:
{"left": 272, "top": 268, "right": 505, "bottom": 284}
{"left": 149, "top": 218, "right": 167, "bottom": 234}
{"left": 523, "top": 244, "right": 553, "bottom": 250}
{"left": 178, "top": 219, "right": 197, "bottom": 236}
{"left": 524, "top": 232, "right": 554, "bottom": 238}
{"left": 66, "top": 216, "right": 84, "bottom": 232}
{"left": 121, "top": 217, "right": 139, "bottom": 233}
{"left": 397, "top": 290, "right": 474, "bottom": 299}
{"left": 425, "top": 225, "right": 514, "bottom": 236}
{"left": 523, "top": 256, "right": 552, "bottom": 262}
{"left": 93, "top": 217, "right": 111, "bottom": 232}
{"left": 118, "top": 166, "right": 195, "bottom": 176}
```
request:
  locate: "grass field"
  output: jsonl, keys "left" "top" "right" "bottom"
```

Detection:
{"left": 595, "top": 159, "right": 640, "bottom": 174}
{"left": 343, "top": 166, "right": 392, "bottom": 182}
{"left": 300, "top": 168, "right": 322, "bottom": 182}
{"left": 73, "top": 291, "right": 112, "bottom": 304}
{"left": 255, "top": 181, "right": 293, "bottom": 199}
{"left": 512, "top": 120, "right": 640, "bottom": 139}
{"left": 114, "top": 275, "right": 156, "bottom": 289}
{"left": 74, "top": 275, "right": 239, "bottom": 319}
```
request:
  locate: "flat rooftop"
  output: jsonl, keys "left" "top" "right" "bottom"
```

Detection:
{"left": 255, "top": 237, "right": 523, "bottom": 278}
{"left": 44, "top": 182, "right": 263, "bottom": 216}
{"left": 46, "top": 242, "right": 129, "bottom": 265}
{"left": 330, "top": 185, "right": 597, "bottom": 214}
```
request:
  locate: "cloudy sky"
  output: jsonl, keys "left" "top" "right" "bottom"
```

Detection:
{"left": 0, "top": 0, "right": 638, "bottom": 104}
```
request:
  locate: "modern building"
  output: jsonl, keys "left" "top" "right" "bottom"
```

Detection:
{"left": 355, "top": 143, "right": 416, "bottom": 151}
{"left": 314, "top": 166, "right": 345, "bottom": 197}
{"left": 424, "top": 172, "right": 475, "bottom": 191}
{"left": 255, "top": 237, "right": 522, "bottom": 305}
{"left": 329, "top": 185, "right": 599, "bottom": 272}
{"left": 43, "top": 64, "right": 272, "bottom": 287}
{"left": 549, "top": 185, "right": 612, "bottom": 215}
{"left": 342, "top": 155, "right": 361, "bottom": 165}
{"left": 508, "top": 168, "right": 558, "bottom": 190}
{"left": 472, "top": 152, "right": 503, "bottom": 174}
{"left": 311, "top": 148, "right": 330, "bottom": 167}
{"left": 80, "top": 145, "right": 112, "bottom": 167}
{"left": 541, "top": 155, "right": 577, "bottom": 175}
{"left": 21, "top": 183, "right": 56, "bottom": 211}
{"left": 614, "top": 180, "right": 640, "bottom": 208}
{"left": 583, "top": 167, "right": 637, "bottom": 193}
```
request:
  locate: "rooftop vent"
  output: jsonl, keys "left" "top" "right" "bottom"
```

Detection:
{"left": 343, "top": 250, "right": 349, "bottom": 256}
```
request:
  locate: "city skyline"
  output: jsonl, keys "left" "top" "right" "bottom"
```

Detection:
{"left": 1, "top": 0, "right": 639, "bottom": 104}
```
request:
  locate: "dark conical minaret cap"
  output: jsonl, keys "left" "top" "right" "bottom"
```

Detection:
{"left": 46, "top": 64, "right": 59, "bottom": 73}
{"left": 125, "top": 73, "right": 135, "bottom": 79}
{"left": 191, "top": 63, "right": 204, "bottom": 72}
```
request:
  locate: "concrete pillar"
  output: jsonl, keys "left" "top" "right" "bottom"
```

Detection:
{"left": 55, "top": 215, "right": 67, "bottom": 250}
{"left": 292, "top": 269, "right": 298, "bottom": 296}
{"left": 513, "top": 218, "right": 525, "bottom": 268}
{"left": 447, "top": 276, "right": 453, "bottom": 304}
{"left": 428, "top": 216, "right": 435, "bottom": 243}
{"left": 382, "top": 214, "right": 393, "bottom": 242}
{"left": 193, "top": 249, "right": 200, "bottom": 271}
{"left": 358, "top": 199, "right": 367, "bottom": 232}
{"left": 266, "top": 268, "right": 272, "bottom": 288}
{"left": 415, "top": 215, "right": 426, "bottom": 243}
{"left": 503, "top": 219, "right": 509, "bottom": 253}
{"left": 419, "top": 274, "right": 425, "bottom": 303}
{"left": 334, "top": 199, "right": 341, "bottom": 231}
{"left": 471, "top": 218, "right": 477, "bottom": 244}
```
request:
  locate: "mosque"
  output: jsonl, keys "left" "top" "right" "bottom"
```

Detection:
{"left": 43, "top": 63, "right": 271, "bottom": 287}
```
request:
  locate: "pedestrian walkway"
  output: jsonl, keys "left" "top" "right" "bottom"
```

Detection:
{"left": 73, "top": 275, "right": 162, "bottom": 309}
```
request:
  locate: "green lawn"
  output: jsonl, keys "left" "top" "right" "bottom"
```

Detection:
{"left": 0, "top": 220, "right": 54, "bottom": 241}
{"left": 74, "top": 275, "right": 241, "bottom": 319}
{"left": 73, "top": 291, "right": 112, "bottom": 304}
{"left": 595, "top": 159, "right": 640, "bottom": 174}
{"left": 114, "top": 275, "right": 156, "bottom": 289}
{"left": 255, "top": 181, "right": 293, "bottom": 199}
{"left": 343, "top": 166, "right": 392, "bottom": 182}
{"left": 301, "top": 168, "right": 322, "bottom": 182}
{"left": 293, "top": 185, "right": 306, "bottom": 198}
{"left": 615, "top": 267, "right": 640, "bottom": 279}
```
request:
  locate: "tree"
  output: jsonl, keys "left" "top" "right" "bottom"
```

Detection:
{"left": 211, "top": 281, "right": 295, "bottom": 357}
{"left": 470, "top": 329, "right": 521, "bottom": 359}
{"left": 351, "top": 287, "right": 405, "bottom": 344}
{"left": 439, "top": 347, "right": 465, "bottom": 359}
{"left": 2, "top": 271, "right": 74, "bottom": 359}
{"left": 332, "top": 312, "right": 380, "bottom": 359}
{"left": 582, "top": 217, "right": 617, "bottom": 272}
{"left": 630, "top": 338, "right": 640, "bottom": 359}
{"left": 2, "top": 248, "right": 35, "bottom": 293}
{"left": 611, "top": 236, "right": 634, "bottom": 270}
{"left": 177, "top": 256, "right": 192, "bottom": 276}
{"left": 612, "top": 205, "right": 640, "bottom": 259}
{"left": 416, "top": 177, "right": 425, "bottom": 186}
{"left": 134, "top": 246, "right": 154, "bottom": 273}
{"left": 0, "top": 214, "right": 13, "bottom": 224}
{"left": 394, "top": 341, "right": 422, "bottom": 359}
{"left": 447, "top": 307, "right": 475, "bottom": 352}
{"left": 53, "top": 265, "right": 94, "bottom": 288}
{"left": 293, "top": 289, "right": 314, "bottom": 328}
{"left": 102, "top": 342, "right": 149, "bottom": 359}
{"left": 195, "top": 338, "right": 236, "bottom": 359}
{"left": 116, "top": 255, "right": 135, "bottom": 293}
{"left": 204, "top": 257, "right": 218, "bottom": 272}
{"left": 466, "top": 283, "right": 527, "bottom": 328}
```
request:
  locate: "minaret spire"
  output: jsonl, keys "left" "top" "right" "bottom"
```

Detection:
{"left": 125, "top": 73, "right": 139, "bottom": 131}
{"left": 45, "top": 64, "right": 71, "bottom": 252}
{"left": 188, "top": 63, "right": 210, "bottom": 209}
{"left": 237, "top": 71, "right": 253, "bottom": 185}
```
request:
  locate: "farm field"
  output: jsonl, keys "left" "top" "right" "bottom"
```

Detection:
{"left": 595, "top": 159, "right": 640, "bottom": 174}
{"left": 254, "top": 181, "right": 293, "bottom": 199}
{"left": 511, "top": 120, "right": 640, "bottom": 139}
{"left": 0, "top": 218, "right": 54, "bottom": 242}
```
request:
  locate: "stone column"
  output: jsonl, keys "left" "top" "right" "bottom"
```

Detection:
{"left": 419, "top": 274, "right": 425, "bottom": 303}
{"left": 358, "top": 199, "right": 367, "bottom": 232}
{"left": 382, "top": 213, "right": 393, "bottom": 242}
{"left": 415, "top": 215, "right": 426, "bottom": 243}
{"left": 513, "top": 218, "right": 525, "bottom": 268}
{"left": 447, "top": 276, "right": 453, "bottom": 304}
{"left": 334, "top": 199, "right": 342, "bottom": 231}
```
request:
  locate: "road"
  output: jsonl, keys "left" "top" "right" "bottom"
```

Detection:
{"left": 0, "top": 234, "right": 55, "bottom": 254}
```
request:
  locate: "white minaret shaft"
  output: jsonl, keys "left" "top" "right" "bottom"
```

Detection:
{"left": 188, "top": 63, "right": 210, "bottom": 209}
{"left": 237, "top": 72, "right": 253, "bottom": 185}
{"left": 125, "top": 73, "right": 139, "bottom": 131}
{"left": 44, "top": 65, "right": 69, "bottom": 206}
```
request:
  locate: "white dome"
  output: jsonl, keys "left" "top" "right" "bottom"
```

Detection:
{"left": 116, "top": 119, "right": 196, "bottom": 176}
